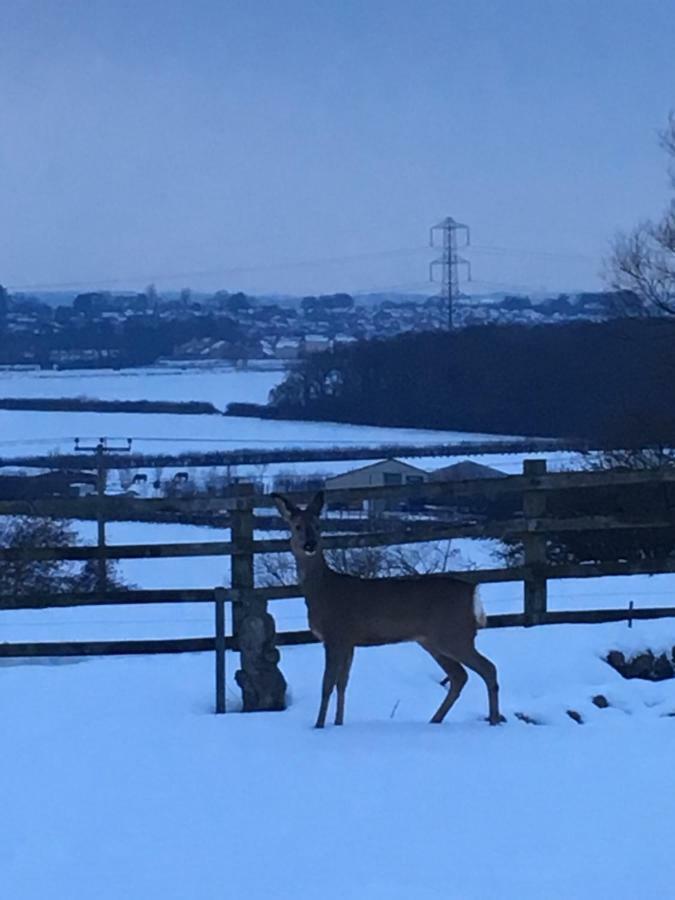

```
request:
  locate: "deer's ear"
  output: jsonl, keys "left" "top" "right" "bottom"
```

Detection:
{"left": 271, "top": 493, "right": 299, "bottom": 521}
{"left": 307, "top": 491, "right": 325, "bottom": 518}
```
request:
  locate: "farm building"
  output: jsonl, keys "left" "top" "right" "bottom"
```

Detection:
{"left": 429, "top": 459, "right": 510, "bottom": 520}
{"left": 325, "top": 458, "right": 427, "bottom": 514}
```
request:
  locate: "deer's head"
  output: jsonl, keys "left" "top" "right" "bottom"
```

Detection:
{"left": 272, "top": 491, "right": 325, "bottom": 560}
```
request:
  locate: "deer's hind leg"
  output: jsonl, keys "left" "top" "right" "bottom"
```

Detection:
{"left": 454, "top": 647, "right": 502, "bottom": 725}
{"left": 419, "top": 643, "right": 468, "bottom": 724}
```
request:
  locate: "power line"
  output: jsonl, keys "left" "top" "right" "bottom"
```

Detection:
{"left": 469, "top": 243, "right": 596, "bottom": 263}
{"left": 7, "top": 245, "right": 431, "bottom": 293}
{"left": 5, "top": 238, "right": 600, "bottom": 296}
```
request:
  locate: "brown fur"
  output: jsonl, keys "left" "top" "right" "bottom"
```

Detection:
{"left": 272, "top": 491, "right": 502, "bottom": 729}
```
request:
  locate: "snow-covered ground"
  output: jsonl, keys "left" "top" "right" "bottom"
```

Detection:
{"left": 0, "top": 405, "right": 531, "bottom": 460}
{"left": 0, "top": 365, "right": 535, "bottom": 459}
{"left": 2, "top": 366, "right": 675, "bottom": 897}
{"left": 0, "top": 363, "right": 282, "bottom": 408}
{"left": 2, "top": 618, "right": 675, "bottom": 900}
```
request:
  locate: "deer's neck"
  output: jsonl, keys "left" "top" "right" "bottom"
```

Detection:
{"left": 296, "top": 551, "right": 330, "bottom": 591}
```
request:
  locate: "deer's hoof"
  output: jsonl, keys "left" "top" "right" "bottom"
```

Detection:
{"left": 488, "top": 714, "right": 507, "bottom": 725}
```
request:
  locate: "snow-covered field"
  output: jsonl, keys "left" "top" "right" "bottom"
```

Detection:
{"left": 0, "top": 363, "right": 282, "bottom": 408}
{"left": 2, "top": 366, "right": 675, "bottom": 898}
{"left": 0, "top": 364, "right": 533, "bottom": 460}
{"left": 2, "top": 619, "right": 675, "bottom": 900}
{"left": 0, "top": 405, "right": 530, "bottom": 461}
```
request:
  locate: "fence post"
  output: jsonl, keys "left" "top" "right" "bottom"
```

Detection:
{"left": 230, "top": 483, "right": 287, "bottom": 712}
{"left": 523, "top": 458, "right": 548, "bottom": 625}
{"left": 75, "top": 436, "right": 131, "bottom": 597}
{"left": 230, "top": 483, "right": 254, "bottom": 647}
{"left": 215, "top": 587, "right": 226, "bottom": 714}
{"left": 95, "top": 442, "right": 107, "bottom": 596}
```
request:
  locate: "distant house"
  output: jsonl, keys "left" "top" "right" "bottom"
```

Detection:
{"left": 71, "top": 481, "right": 97, "bottom": 498}
{"left": 325, "top": 458, "right": 428, "bottom": 515}
{"left": 274, "top": 338, "right": 301, "bottom": 360}
{"left": 333, "top": 334, "right": 358, "bottom": 347}
{"left": 303, "top": 335, "right": 331, "bottom": 354}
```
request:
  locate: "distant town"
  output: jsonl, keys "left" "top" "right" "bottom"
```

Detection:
{"left": 0, "top": 283, "right": 635, "bottom": 369}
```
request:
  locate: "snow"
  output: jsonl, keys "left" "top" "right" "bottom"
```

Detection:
{"left": 0, "top": 364, "right": 282, "bottom": 408}
{"left": 2, "top": 619, "right": 675, "bottom": 899}
{"left": 0, "top": 365, "right": 534, "bottom": 459}
{"left": 2, "top": 367, "right": 675, "bottom": 897}
{"left": 0, "top": 406, "right": 529, "bottom": 459}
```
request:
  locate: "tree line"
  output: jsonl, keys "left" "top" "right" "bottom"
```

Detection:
{"left": 268, "top": 317, "right": 675, "bottom": 444}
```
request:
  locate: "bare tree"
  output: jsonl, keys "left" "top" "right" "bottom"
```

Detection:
{"left": 75, "top": 559, "right": 129, "bottom": 593}
{"left": 0, "top": 517, "right": 131, "bottom": 604}
{"left": 326, "top": 545, "right": 411, "bottom": 579}
{"left": 607, "top": 112, "right": 675, "bottom": 315}
{"left": 203, "top": 467, "right": 230, "bottom": 497}
{"left": 582, "top": 445, "right": 675, "bottom": 471}
{"left": 255, "top": 551, "right": 296, "bottom": 587}
{"left": 497, "top": 442, "right": 675, "bottom": 571}
{"left": 117, "top": 468, "right": 135, "bottom": 492}
{"left": 255, "top": 540, "right": 462, "bottom": 587}
{"left": 0, "top": 517, "right": 77, "bottom": 602}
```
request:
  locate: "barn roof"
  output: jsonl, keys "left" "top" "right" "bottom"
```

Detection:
{"left": 325, "top": 457, "right": 428, "bottom": 484}
{"left": 429, "top": 460, "right": 506, "bottom": 481}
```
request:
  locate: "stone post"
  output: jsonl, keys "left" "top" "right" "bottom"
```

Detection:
{"left": 231, "top": 483, "right": 286, "bottom": 711}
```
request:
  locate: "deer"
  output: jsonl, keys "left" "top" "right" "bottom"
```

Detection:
{"left": 272, "top": 491, "right": 502, "bottom": 729}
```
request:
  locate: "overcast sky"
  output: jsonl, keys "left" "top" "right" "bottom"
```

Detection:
{"left": 1, "top": 0, "right": 674, "bottom": 297}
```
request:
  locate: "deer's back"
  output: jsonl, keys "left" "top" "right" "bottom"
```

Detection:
{"left": 305, "top": 571, "right": 477, "bottom": 648}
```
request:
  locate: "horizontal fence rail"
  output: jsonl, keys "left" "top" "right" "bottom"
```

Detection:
{"left": 3, "top": 608, "right": 674, "bottom": 661}
{"left": 4, "top": 514, "right": 675, "bottom": 564}
{"left": 2, "top": 457, "right": 675, "bottom": 663}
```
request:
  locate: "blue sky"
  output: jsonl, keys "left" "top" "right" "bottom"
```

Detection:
{"left": 1, "top": 0, "right": 674, "bottom": 296}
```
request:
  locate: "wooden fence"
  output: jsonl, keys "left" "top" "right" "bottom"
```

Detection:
{"left": 3, "top": 456, "right": 675, "bottom": 709}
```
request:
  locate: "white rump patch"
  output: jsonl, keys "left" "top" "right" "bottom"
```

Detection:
{"left": 473, "top": 588, "right": 487, "bottom": 628}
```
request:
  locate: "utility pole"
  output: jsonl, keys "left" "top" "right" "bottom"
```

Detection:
{"left": 430, "top": 217, "right": 471, "bottom": 330}
{"left": 75, "top": 437, "right": 132, "bottom": 594}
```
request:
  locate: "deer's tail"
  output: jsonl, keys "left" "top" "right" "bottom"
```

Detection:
{"left": 473, "top": 587, "right": 487, "bottom": 629}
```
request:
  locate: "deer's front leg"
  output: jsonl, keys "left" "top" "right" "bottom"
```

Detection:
{"left": 334, "top": 646, "right": 354, "bottom": 726}
{"left": 315, "top": 642, "right": 342, "bottom": 728}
